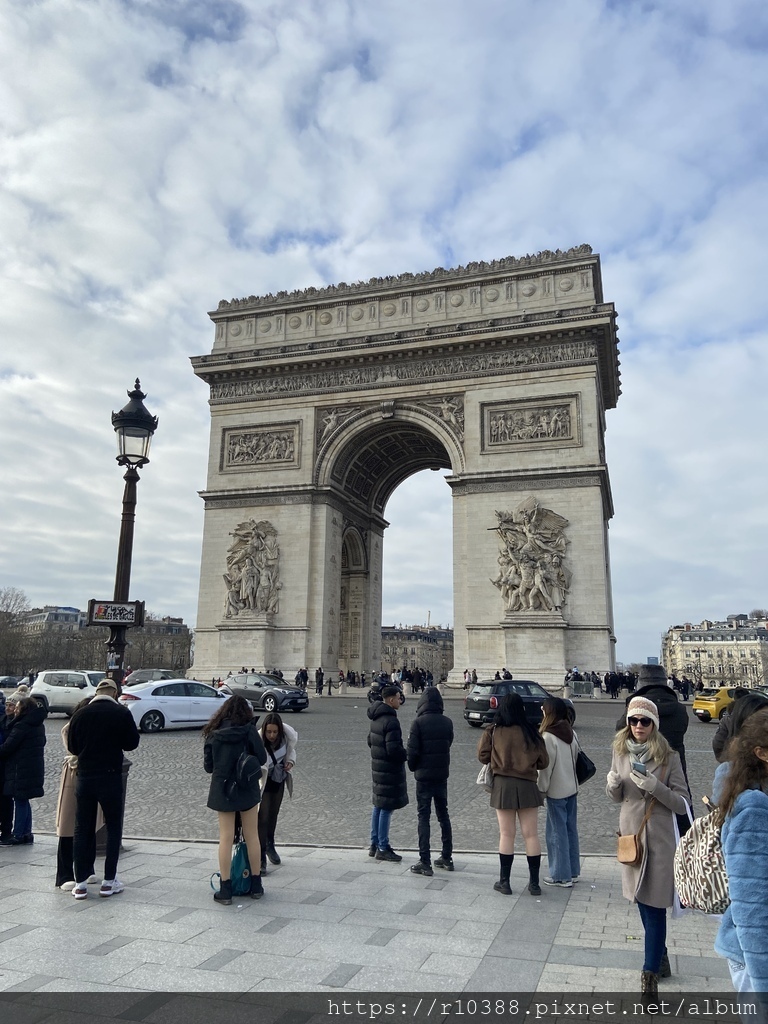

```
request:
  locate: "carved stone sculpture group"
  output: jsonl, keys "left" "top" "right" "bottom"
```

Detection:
{"left": 490, "top": 497, "right": 571, "bottom": 614}
{"left": 223, "top": 519, "right": 281, "bottom": 618}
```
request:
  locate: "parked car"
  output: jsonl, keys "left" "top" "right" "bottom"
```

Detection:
{"left": 124, "top": 668, "right": 178, "bottom": 685}
{"left": 78, "top": 670, "right": 106, "bottom": 686}
{"left": 119, "top": 679, "right": 231, "bottom": 732}
{"left": 464, "top": 678, "right": 575, "bottom": 727}
{"left": 0, "top": 676, "right": 20, "bottom": 688}
{"left": 692, "top": 686, "right": 737, "bottom": 723}
{"left": 223, "top": 672, "right": 309, "bottom": 713}
{"left": 30, "top": 670, "right": 100, "bottom": 715}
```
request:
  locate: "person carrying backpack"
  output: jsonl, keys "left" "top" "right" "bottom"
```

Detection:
{"left": 203, "top": 694, "right": 267, "bottom": 905}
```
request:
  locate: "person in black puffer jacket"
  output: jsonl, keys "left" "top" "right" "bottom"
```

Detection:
{"left": 0, "top": 693, "right": 48, "bottom": 844}
{"left": 203, "top": 694, "right": 267, "bottom": 905}
{"left": 406, "top": 687, "right": 454, "bottom": 876}
{"left": 367, "top": 686, "right": 408, "bottom": 862}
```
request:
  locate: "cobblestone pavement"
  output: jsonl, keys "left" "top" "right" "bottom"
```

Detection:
{"left": 34, "top": 694, "right": 719, "bottom": 854}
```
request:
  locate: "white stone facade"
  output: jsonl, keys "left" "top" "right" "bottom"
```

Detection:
{"left": 190, "top": 245, "right": 620, "bottom": 689}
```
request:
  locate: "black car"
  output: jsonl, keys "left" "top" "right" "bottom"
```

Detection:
{"left": 464, "top": 678, "right": 575, "bottom": 727}
{"left": 224, "top": 673, "right": 309, "bottom": 713}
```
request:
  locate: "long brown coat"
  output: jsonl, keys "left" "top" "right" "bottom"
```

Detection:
{"left": 55, "top": 725, "right": 103, "bottom": 838}
{"left": 606, "top": 749, "right": 688, "bottom": 908}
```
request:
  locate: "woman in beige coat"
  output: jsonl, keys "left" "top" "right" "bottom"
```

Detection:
{"left": 55, "top": 700, "right": 101, "bottom": 890}
{"left": 606, "top": 695, "right": 689, "bottom": 997}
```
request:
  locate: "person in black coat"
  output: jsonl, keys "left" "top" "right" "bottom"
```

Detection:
{"left": 407, "top": 687, "right": 454, "bottom": 875}
{"left": 367, "top": 686, "right": 408, "bottom": 862}
{"left": 203, "top": 694, "right": 267, "bottom": 904}
{"left": 0, "top": 693, "right": 48, "bottom": 844}
{"left": 67, "top": 679, "right": 140, "bottom": 897}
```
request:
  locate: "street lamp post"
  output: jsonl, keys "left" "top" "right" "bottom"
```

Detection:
{"left": 107, "top": 380, "right": 158, "bottom": 681}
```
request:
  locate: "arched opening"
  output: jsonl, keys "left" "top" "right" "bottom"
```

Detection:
{"left": 325, "top": 412, "right": 458, "bottom": 677}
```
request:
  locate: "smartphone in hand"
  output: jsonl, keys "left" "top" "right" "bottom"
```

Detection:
{"left": 631, "top": 762, "right": 647, "bottom": 775}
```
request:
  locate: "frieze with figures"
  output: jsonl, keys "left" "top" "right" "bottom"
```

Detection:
{"left": 490, "top": 497, "right": 572, "bottom": 615}
{"left": 482, "top": 396, "right": 580, "bottom": 452}
{"left": 221, "top": 424, "right": 300, "bottom": 471}
{"left": 210, "top": 339, "right": 598, "bottom": 403}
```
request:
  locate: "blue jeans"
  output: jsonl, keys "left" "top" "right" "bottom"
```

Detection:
{"left": 370, "top": 807, "right": 392, "bottom": 851}
{"left": 13, "top": 799, "right": 32, "bottom": 838}
{"left": 545, "top": 794, "right": 580, "bottom": 882}
{"left": 637, "top": 901, "right": 667, "bottom": 974}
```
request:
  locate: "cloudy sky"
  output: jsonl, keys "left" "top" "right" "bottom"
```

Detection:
{"left": 1, "top": 0, "right": 766, "bottom": 667}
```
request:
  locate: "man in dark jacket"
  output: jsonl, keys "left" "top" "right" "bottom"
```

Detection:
{"left": 367, "top": 686, "right": 408, "bottom": 862}
{"left": 407, "top": 687, "right": 454, "bottom": 876}
{"left": 67, "top": 678, "right": 140, "bottom": 899}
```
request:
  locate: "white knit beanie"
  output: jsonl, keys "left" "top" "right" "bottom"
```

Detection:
{"left": 626, "top": 696, "right": 660, "bottom": 730}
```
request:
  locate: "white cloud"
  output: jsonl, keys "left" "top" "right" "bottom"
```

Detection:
{"left": 1, "top": 0, "right": 766, "bottom": 667}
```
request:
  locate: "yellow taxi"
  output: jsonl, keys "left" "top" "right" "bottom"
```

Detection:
{"left": 692, "top": 686, "right": 737, "bottom": 723}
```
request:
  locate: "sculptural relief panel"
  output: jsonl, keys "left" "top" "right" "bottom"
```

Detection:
{"left": 490, "top": 497, "right": 572, "bottom": 615}
{"left": 223, "top": 519, "right": 282, "bottom": 620}
{"left": 221, "top": 423, "right": 300, "bottom": 472}
{"left": 481, "top": 395, "right": 580, "bottom": 453}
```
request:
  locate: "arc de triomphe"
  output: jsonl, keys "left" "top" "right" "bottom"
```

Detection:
{"left": 190, "top": 244, "right": 620, "bottom": 688}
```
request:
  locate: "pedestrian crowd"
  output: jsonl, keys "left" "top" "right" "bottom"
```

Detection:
{"left": 1, "top": 665, "right": 767, "bottom": 1007}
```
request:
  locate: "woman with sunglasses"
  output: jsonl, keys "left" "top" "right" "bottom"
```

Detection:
{"left": 606, "top": 696, "right": 689, "bottom": 997}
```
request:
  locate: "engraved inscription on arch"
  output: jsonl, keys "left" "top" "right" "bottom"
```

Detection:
{"left": 481, "top": 396, "right": 580, "bottom": 453}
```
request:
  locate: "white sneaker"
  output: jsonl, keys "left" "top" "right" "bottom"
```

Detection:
{"left": 99, "top": 878, "right": 125, "bottom": 897}
{"left": 87, "top": 874, "right": 98, "bottom": 884}
{"left": 72, "top": 884, "right": 88, "bottom": 900}
{"left": 543, "top": 876, "right": 573, "bottom": 888}
{"left": 60, "top": 881, "right": 77, "bottom": 892}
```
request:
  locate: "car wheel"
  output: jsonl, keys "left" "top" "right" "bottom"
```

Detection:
{"left": 263, "top": 695, "right": 278, "bottom": 712}
{"left": 718, "top": 708, "right": 728, "bottom": 721}
{"left": 140, "top": 710, "right": 165, "bottom": 732}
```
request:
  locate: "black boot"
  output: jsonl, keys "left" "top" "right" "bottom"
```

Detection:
{"left": 494, "top": 853, "right": 513, "bottom": 895}
{"left": 250, "top": 874, "right": 264, "bottom": 900}
{"left": 266, "top": 842, "right": 281, "bottom": 865}
{"left": 527, "top": 854, "right": 542, "bottom": 895}
{"left": 659, "top": 951, "right": 671, "bottom": 978}
{"left": 214, "top": 878, "right": 232, "bottom": 905}
{"left": 641, "top": 971, "right": 658, "bottom": 997}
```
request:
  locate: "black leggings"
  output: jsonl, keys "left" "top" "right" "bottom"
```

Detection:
{"left": 258, "top": 780, "right": 285, "bottom": 851}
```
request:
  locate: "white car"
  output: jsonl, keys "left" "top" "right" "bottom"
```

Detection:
{"left": 30, "top": 670, "right": 101, "bottom": 715}
{"left": 118, "top": 679, "right": 231, "bottom": 732}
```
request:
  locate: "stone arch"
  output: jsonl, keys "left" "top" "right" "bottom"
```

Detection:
{"left": 192, "top": 247, "right": 620, "bottom": 689}
{"left": 315, "top": 405, "right": 461, "bottom": 515}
